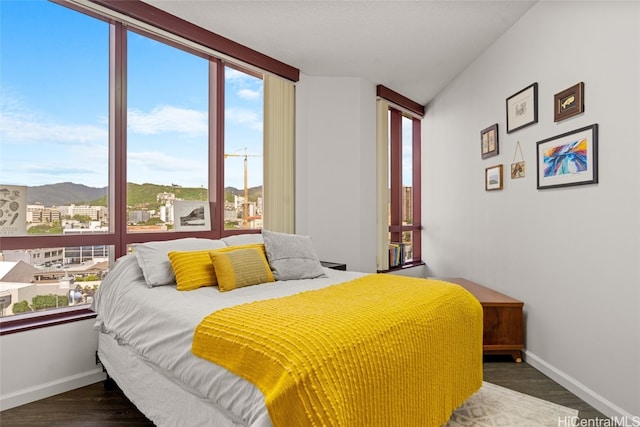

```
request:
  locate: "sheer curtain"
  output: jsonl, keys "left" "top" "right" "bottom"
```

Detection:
{"left": 376, "top": 99, "right": 390, "bottom": 271}
{"left": 263, "top": 74, "right": 295, "bottom": 233}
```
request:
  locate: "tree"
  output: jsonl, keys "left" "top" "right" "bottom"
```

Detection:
{"left": 72, "top": 214, "right": 93, "bottom": 223}
{"left": 27, "top": 224, "right": 63, "bottom": 234}
{"left": 144, "top": 217, "right": 164, "bottom": 226}
{"left": 75, "top": 275, "right": 100, "bottom": 282}
{"left": 11, "top": 300, "right": 32, "bottom": 314}
{"left": 32, "top": 294, "right": 68, "bottom": 310}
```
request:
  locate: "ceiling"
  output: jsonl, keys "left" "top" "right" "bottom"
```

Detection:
{"left": 143, "top": 1, "right": 537, "bottom": 106}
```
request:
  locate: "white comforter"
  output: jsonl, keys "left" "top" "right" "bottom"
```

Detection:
{"left": 93, "top": 254, "right": 366, "bottom": 426}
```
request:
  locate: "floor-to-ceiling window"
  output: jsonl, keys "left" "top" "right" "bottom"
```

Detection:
{"left": 388, "top": 107, "right": 422, "bottom": 267}
{"left": 0, "top": 0, "right": 284, "bottom": 327}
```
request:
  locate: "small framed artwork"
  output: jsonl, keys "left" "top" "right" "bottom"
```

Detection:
{"left": 174, "top": 200, "right": 211, "bottom": 232}
{"left": 511, "top": 162, "right": 526, "bottom": 179}
{"left": 485, "top": 164, "right": 503, "bottom": 191}
{"left": 536, "top": 124, "right": 598, "bottom": 190}
{"left": 510, "top": 141, "right": 525, "bottom": 179}
{"left": 506, "top": 83, "right": 538, "bottom": 133}
{"left": 554, "top": 82, "right": 584, "bottom": 122}
{"left": 481, "top": 124, "right": 499, "bottom": 159}
{"left": 0, "top": 185, "right": 27, "bottom": 236}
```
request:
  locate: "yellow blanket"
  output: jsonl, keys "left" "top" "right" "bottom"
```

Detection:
{"left": 192, "top": 274, "right": 483, "bottom": 427}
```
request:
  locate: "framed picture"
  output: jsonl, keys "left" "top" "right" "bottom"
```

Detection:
{"left": 506, "top": 83, "right": 538, "bottom": 133}
{"left": 0, "top": 185, "right": 27, "bottom": 236}
{"left": 554, "top": 82, "right": 584, "bottom": 122}
{"left": 481, "top": 124, "right": 499, "bottom": 159}
{"left": 511, "top": 162, "right": 526, "bottom": 179}
{"left": 536, "top": 124, "right": 598, "bottom": 190}
{"left": 510, "top": 141, "right": 525, "bottom": 179}
{"left": 485, "top": 164, "right": 503, "bottom": 191}
{"left": 173, "top": 200, "right": 211, "bottom": 232}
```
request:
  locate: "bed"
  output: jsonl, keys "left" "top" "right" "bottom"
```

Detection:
{"left": 92, "top": 232, "right": 483, "bottom": 427}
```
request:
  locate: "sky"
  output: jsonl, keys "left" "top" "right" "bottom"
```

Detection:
{"left": 0, "top": 0, "right": 264, "bottom": 190}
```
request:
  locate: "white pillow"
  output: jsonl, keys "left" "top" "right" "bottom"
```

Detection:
{"left": 133, "top": 238, "right": 226, "bottom": 287}
{"left": 262, "top": 230, "right": 326, "bottom": 281}
{"left": 222, "top": 233, "right": 264, "bottom": 247}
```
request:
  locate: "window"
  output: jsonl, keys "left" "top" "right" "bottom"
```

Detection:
{"left": 388, "top": 108, "right": 422, "bottom": 268}
{"left": 0, "top": 0, "right": 114, "bottom": 322}
{"left": 126, "top": 30, "right": 209, "bottom": 234}
{"left": 0, "top": 0, "right": 294, "bottom": 330}
{"left": 376, "top": 85, "right": 424, "bottom": 271}
{"left": 224, "top": 66, "right": 264, "bottom": 230}
{"left": 0, "top": 0, "right": 109, "bottom": 238}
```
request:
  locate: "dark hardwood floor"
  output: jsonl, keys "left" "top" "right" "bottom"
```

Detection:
{"left": 0, "top": 355, "right": 606, "bottom": 426}
{"left": 483, "top": 355, "right": 606, "bottom": 421}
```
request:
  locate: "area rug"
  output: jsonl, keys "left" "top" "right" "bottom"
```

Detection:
{"left": 444, "top": 381, "right": 579, "bottom": 426}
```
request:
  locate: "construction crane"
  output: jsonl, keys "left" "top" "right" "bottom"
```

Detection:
{"left": 224, "top": 148, "right": 261, "bottom": 228}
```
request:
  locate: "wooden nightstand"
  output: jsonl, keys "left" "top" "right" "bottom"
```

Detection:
{"left": 320, "top": 261, "right": 347, "bottom": 271}
{"left": 446, "top": 277, "right": 524, "bottom": 362}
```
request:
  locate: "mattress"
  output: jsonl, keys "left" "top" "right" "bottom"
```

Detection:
{"left": 93, "top": 253, "right": 367, "bottom": 426}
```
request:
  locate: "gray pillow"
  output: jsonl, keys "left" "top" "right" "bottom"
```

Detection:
{"left": 133, "top": 238, "right": 226, "bottom": 287}
{"left": 262, "top": 230, "right": 326, "bottom": 281}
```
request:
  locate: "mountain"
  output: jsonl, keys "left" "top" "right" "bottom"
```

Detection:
{"left": 25, "top": 182, "right": 262, "bottom": 206}
{"left": 27, "top": 182, "right": 108, "bottom": 206}
{"left": 225, "top": 186, "right": 263, "bottom": 201}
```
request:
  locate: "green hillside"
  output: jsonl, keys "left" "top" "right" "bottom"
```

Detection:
{"left": 89, "top": 183, "right": 262, "bottom": 207}
{"left": 127, "top": 183, "right": 208, "bottom": 207}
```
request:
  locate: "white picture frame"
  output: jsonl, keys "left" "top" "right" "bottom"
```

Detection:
{"left": 173, "top": 200, "right": 211, "bottom": 232}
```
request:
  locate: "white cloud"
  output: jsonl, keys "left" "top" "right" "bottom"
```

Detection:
{"left": 0, "top": 110, "right": 107, "bottom": 144}
{"left": 0, "top": 91, "right": 259, "bottom": 188}
{"left": 127, "top": 151, "right": 208, "bottom": 186}
{"left": 127, "top": 105, "right": 208, "bottom": 136}
{"left": 128, "top": 151, "right": 202, "bottom": 171}
{"left": 225, "top": 68, "right": 252, "bottom": 83}
{"left": 225, "top": 68, "right": 263, "bottom": 101}
{"left": 226, "top": 107, "right": 262, "bottom": 131}
{"left": 237, "top": 88, "right": 261, "bottom": 100}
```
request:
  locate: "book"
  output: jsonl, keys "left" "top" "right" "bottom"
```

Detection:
{"left": 388, "top": 242, "right": 405, "bottom": 268}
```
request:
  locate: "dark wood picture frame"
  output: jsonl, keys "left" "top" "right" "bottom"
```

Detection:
{"left": 506, "top": 83, "right": 538, "bottom": 133}
{"left": 536, "top": 124, "right": 598, "bottom": 190}
{"left": 485, "top": 164, "right": 503, "bottom": 191}
{"left": 481, "top": 124, "right": 499, "bottom": 159}
{"left": 554, "top": 82, "right": 584, "bottom": 122}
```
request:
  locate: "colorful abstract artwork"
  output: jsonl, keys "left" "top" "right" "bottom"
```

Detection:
{"left": 543, "top": 138, "right": 588, "bottom": 177}
{"left": 536, "top": 124, "right": 598, "bottom": 190}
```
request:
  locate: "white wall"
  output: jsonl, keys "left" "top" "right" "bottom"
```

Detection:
{"left": 423, "top": 1, "right": 639, "bottom": 418}
{"left": 0, "top": 319, "right": 105, "bottom": 410}
{"left": 296, "top": 75, "right": 378, "bottom": 273}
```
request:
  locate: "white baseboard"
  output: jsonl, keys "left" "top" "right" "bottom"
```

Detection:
{"left": 0, "top": 368, "right": 106, "bottom": 411}
{"left": 524, "top": 350, "right": 637, "bottom": 420}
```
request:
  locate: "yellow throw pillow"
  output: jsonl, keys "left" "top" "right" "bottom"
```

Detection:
{"left": 168, "top": 249, "right": 217, "bottom": 291}
{"left": 210, "top": 247, "right": 274, "bottom": 292}
{"left": 169, "top": 243, "right": 265, "bottom": 291}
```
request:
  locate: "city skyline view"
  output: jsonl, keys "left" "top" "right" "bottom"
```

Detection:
{"left": 0, "top": 0, "right": 264, "bottom": 191}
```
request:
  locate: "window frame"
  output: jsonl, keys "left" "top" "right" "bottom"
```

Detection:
{"left": 0, "top": 0, "right": 299, "bottom": 335}
{"left": 388, "top": 108, "right": 422, "bottom": 267}
{"left": 376, "top": 85, "right": 424, "bottom": 270}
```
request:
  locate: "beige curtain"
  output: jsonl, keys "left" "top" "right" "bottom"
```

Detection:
{"left": 376, "top": 99, "right": 389, "bottom": 271}
{"left": 263, "top": 74, "right": 295, "bottom": 233}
